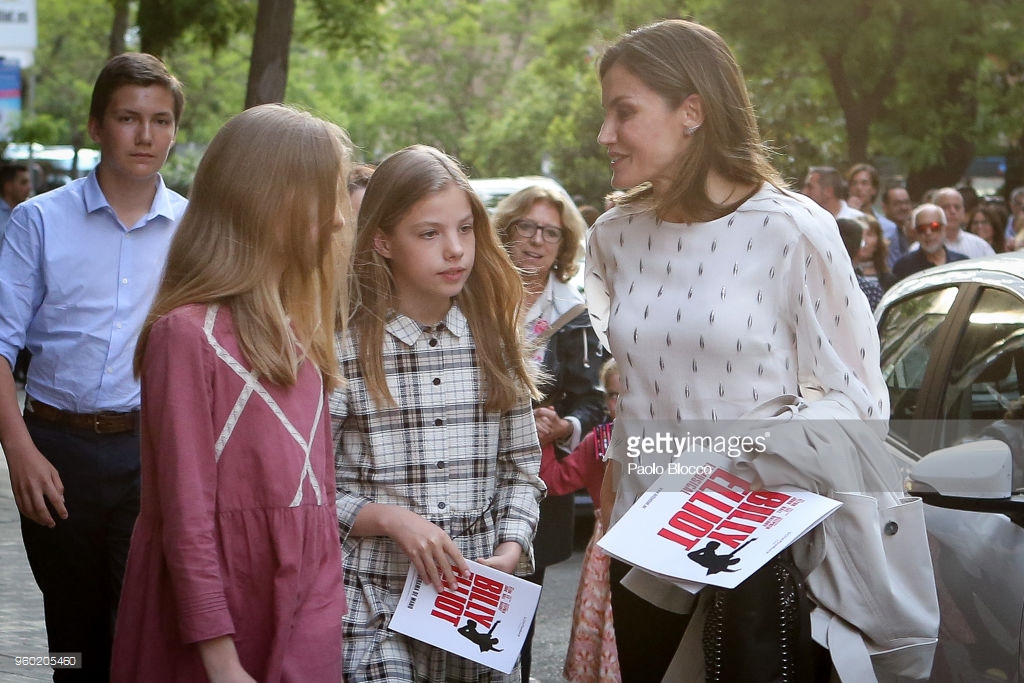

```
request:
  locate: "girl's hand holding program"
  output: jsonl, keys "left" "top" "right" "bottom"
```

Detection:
{"left": 388, "top": 506, "right": 469, "bottom": 593}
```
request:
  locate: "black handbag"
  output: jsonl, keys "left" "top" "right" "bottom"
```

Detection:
{"left": 702, "top": 551, "right": 824, "bottom": 683}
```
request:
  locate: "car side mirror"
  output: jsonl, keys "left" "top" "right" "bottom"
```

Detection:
{"left": 910, "top": 440, "right": 1012, "bottom": 499}
{"left": 909, "top": 440, "right": 1024, "bottom": 524}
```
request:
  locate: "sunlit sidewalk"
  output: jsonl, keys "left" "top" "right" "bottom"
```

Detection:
{"left": 0, "top": 387, "right": 50, "bottom": 681}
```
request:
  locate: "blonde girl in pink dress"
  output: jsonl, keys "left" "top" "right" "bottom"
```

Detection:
{"left": 111, "top": 104, "right": 353, "bottom": 683}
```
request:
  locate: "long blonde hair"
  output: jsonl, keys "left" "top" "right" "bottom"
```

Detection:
{"left": 136, "top": 104, "right": 353, "bottom": 390}
{"left": 350, "top": 145, "right": 537, "bottom": 411}
{"left": 600, "top": 19, "right": 782, "bottom": 222}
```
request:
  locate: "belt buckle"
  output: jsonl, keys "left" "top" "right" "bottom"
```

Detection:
{"left": 93, "top": 411, "right": 118, "bottom": 434}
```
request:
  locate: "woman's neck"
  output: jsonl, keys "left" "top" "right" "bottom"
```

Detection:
{"left": 522, "top": 270, "right": 549, "bottom": 309}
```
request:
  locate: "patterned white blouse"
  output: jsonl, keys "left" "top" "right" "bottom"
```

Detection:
{"left": 585, "top": 183, "right": 889, "bottom": 523}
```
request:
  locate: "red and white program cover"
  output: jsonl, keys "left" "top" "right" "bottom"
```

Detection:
{"left": 598, "top": 453, "right": 841, "bottom": 590}
{"left": 388, "top": 559, "right": 541, "bottom": 674}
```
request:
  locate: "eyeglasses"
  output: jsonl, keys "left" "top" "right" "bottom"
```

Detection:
{"left": 914, "top": 221, "right": 943, "bottom": 235}
{"left": 512, "top": 219, "right": 563, "bottom": 244}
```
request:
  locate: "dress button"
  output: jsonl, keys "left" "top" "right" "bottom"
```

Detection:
{"left": 433, "top": 377, "right": 441, "bottom": 386}
{"left": 429, "top": 338, "right": 438, "bottom": 347}
{"left": 434, "top": 418, "right": 444, "bottom": 426}
{"left": 883, "top": 521, "right": 898, "bottom": 536}
{"left": 437, "top": 461, "right": 445, "bottom": 469}
{"left": 438, "top": 501, "right": 446, "bottom": 509}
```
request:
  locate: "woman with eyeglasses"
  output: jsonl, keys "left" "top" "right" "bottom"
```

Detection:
{"left": 966, "top": 203, "right": 1008, "bottom": 253}
{"left": 493, "top": 186, "right": 606, "bottom": 681}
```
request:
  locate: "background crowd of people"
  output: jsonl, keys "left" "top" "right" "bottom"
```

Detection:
{"left": 799, "top": 161, "right": 1024, "bottom": 313}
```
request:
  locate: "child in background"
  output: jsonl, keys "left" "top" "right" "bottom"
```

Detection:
{"left": 111, "top": 104, "right": 352, "bottom": 682}
{"left": 540, "top": 358, "right": 622, "bottom": 683}
{"left": 331, "top": 144, "right": 545, "bottom": 682}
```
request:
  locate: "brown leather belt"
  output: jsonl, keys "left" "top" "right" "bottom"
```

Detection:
{"left": 26, "top": 398, "right": 139, "bottom": 434}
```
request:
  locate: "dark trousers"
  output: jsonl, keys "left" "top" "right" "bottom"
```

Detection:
{"left": 19, "top": 412, "right": 140, "bottom": 682}
{"left": 609, "top": 557, "right": 691, "bottom": 683}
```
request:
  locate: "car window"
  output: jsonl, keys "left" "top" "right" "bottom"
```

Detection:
{"left": 938, "top": 287, "right": 1024, "bottom": 451}
{"left": 879, "top": 286, "right": 959, "bottom": 445}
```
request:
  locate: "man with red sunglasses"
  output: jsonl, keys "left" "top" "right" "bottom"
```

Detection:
{"left": 892, "top": 203, "right": 968, "bottom": 281}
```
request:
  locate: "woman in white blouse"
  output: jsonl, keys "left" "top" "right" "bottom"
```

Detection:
{"left": 587, "top": 19, "right": 890, "bottom": 683}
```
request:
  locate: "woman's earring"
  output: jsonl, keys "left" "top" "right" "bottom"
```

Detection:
{"left": 686, "top": 123, "right": 702, "bottom": 137}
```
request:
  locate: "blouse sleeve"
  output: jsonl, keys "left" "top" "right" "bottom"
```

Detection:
{"left": 494, "top": 394, "right": 546, "bottom": 576}
{"left": 584, "top": 220, "right": 612, "bottom": 352}
{"left": 142, "top": 312, "right": 235, "bottom": 644}
{"left": 785, "top": 213, "right": 889, "bottom": 426}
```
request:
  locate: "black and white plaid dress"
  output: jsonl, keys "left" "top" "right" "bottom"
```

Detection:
{"left": 331, "top": 305, "right": 544, "bottom": 682}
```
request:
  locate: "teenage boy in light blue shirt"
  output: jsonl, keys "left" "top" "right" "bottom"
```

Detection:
{"left": 0, "top": 53, "right": 186, "bottom": 682}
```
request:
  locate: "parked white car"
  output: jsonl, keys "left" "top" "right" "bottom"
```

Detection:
{"left": 468, "top": 175, "right": 575, "bottom": 212}
{"left": 877, "top": 251, "right": 1024, "bottom": 681}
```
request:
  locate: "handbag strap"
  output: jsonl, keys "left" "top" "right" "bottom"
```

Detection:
{"left": 534, "top": 303, "right": 587, "bottom": 344}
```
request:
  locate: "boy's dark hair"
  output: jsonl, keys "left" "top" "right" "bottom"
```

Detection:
{"left": 0, "top": 163, "right": 27, "bottom": 188}
{"left": 89, "top": 53, "right": 185, "bottom": 128}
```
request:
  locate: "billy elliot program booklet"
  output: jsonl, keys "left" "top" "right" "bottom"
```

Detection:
{"left": 598, "top": 453, "right": 842, "bottom": 591}
{"left": 388, "top": 559, "right": 541, "bottom": 674}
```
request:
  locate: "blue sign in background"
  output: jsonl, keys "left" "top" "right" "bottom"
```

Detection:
{"left": 0, "top": 58, "right": 21, "bottom": 138}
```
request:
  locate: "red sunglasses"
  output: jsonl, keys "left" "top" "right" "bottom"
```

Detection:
{"left": 914, "top": 221, "right": 943, "bottom": 235}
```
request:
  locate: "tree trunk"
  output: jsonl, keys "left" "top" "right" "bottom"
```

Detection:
{"left": 819, "top": 47, "right": 894, "bottom": 167}
{"left": 244, "top": 0, "right": 296, "bottom": 108}
{"left": 843, "top": 106, "right": 871, "bottom": 166}
{"left": 905, "top": 65, "right": 978, "bottom": 201}
{"left": 108, "top": 0, "right": 129, "bottom": 57}
{"left": 906, "top": 134, "right": 975, "bottom": 202}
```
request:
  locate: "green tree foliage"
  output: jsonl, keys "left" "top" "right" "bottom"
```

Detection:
{"left": 691, "top": 0, "right": 1024, "bottom": 194}
{"left": 138, "top": 0, "right": 254, "bottom": 57}
{"left": 25, "top": 0, "right": 115, "bottom": 148}
{"left": 18, "top": 0, "right": 1024, "bottom": 201}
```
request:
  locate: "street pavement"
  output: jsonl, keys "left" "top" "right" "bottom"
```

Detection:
{"left": 0, "top": 386, "right": 584, "bottom": 682}
{"left": 0, "top": 388, "right": 49, "bottom": 681}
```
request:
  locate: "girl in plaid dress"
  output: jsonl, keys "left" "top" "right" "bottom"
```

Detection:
{"left": 331, "top": 145, "right": 545, "bottom": 682}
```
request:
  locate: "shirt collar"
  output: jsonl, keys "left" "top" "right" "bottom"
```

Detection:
{"left": 82, "top": 170, "right": 177, "bottom": 226}
{"left": 525, "top": 272, "right": 584, "bottom": 326}
{"left": 385, "top": 304, "right": 469, "bottom": 347}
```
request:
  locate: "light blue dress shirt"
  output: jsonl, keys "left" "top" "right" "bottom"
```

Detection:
{"left": 0, "top": 171, "right": 187, "bottom": 412}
